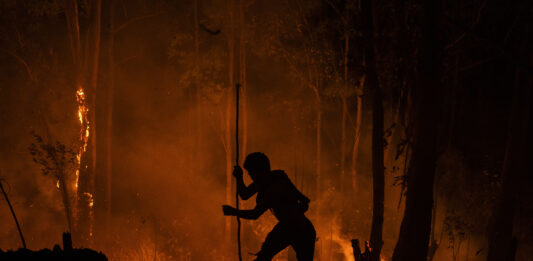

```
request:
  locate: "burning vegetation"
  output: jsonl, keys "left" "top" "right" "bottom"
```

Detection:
{"left": 0, "top": 0, "right": 532, "bottom": 260}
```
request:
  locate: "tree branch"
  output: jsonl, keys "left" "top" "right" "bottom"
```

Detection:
{"left": 112, "top": 12, "right": 164, "bottom": 34}
{"left": 1, "top": 49, "right": 35, "bottom": 83}
{"left": 444, "top": 0, "right": 488, "bottom": 50}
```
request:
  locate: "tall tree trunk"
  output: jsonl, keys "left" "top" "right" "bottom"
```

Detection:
{"left": 313, "top": 81, "right": 321, "bottom": 200}
{"left": 224, "top": 87, "right": 233, "bottom": 246}
{"left": 239, "top": 0, "right": 247, "bottom": 164}
{"left": 86, "top": 0, "right": 101, "bottom": 243}
{"left": 487, "top": 61, "right": 531, "bottom": 261}
{"left": 194, "top": 0, "right": 204, "bottom": 173}
{"left": 225, "top": 0, "right": 236, "bottom": 247}
{"left": 340, "top": 30, "right": 349, "bottom": 193}
{"left": 361, "top": 0, "right": 384, "bottom": 259}
{"left": 341, "top": 95, "right": 347, "bottom": 190}
{"left": 64, "top": 0, "right": 102, "bottom": 242}
{"left": 105, "top": 0, "right": 115, "bottom": 226}
{"left": 391, "top": 0, "right": 442, "bottom": 259}
{"left": 58, "top": 166, "right": 73, "bottom": 234}
{"left": 64, "top": 0, "right": 82, "bottom": 232}
{"left": 351, "top": 77, "right": 364, "bottom": 193}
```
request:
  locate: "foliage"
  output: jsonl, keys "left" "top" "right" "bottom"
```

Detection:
{"left": 443, "top": 209, "right": 472, "bottom": 261}
{"left": 28, "top": 131, "right": 76, "bottom": 178}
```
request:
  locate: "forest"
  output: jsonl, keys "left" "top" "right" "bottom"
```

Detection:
{"left": 0, "top": 0, "right": 532, "bottom": 260}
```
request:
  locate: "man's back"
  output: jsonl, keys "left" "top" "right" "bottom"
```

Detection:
{"left": 257, "top": 170, "right": 308, "bottom": 222}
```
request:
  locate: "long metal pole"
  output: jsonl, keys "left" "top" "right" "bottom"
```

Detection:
{"left": 0, "top": 179, "right": 26, "bottom": 249}
{"left": 235, "top": 83, "right": 242, "bottom": 261}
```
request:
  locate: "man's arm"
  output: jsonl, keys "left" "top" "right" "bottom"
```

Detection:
{"left": 234, "top": 166, "right": 257, "bottom": 200}
{"left": 236, "top": 177, "right": 257, "bottom": 200}
{"left": 222, "top": 203, "right": 268, "bottom": 220}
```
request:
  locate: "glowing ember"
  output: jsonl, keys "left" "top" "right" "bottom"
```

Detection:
{"left": 84, "top": 192, "right": 94, "bottom": 208}
{"left": 83, "top": 192, "right": 95, "bottom": 238}
{"left": 74, "top": 170, "right": 79, "bottom": 189}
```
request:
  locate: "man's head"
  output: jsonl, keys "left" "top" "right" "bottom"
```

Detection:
{"left": 243, "top": 152, "right": 270, "bottom": 181}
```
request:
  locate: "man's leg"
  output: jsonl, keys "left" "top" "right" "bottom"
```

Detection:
{"left": 291, "top": 218, "right": 316, "bottom": 261}
{"left": 293, "top": 239, "right": 315, "bottom": 261}
{"left": 255, "top": 223, "right": 290, "bottom": 261}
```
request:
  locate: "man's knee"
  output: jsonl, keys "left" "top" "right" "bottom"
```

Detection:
{"left": 253, "top": 251, "right": 274, "bottom": 261}
{"left": 295, "top": 249, "right": 314, "bottom": 261}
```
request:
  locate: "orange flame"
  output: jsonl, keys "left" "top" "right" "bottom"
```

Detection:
{"left": 75, "top": 85, "right": 90, "bottom": 192}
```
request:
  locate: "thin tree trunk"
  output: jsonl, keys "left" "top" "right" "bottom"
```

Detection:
{"left": 194, "top": 0, "right": 204, "bottom": 173}
{"left": 225, "top": 0, "right": 235, "bottom": 246}
{"left": 391, "top": 0, "right": 442, "bottom": 259}
{"left": 351, "top": 77, "right": 363, "bottom": 192}
{"left": 64, "top": 0, "right": 102, "bottom": 242}
{"left": 313, "top": 83, "right": 321, "bottom": 200}
{"left": 105, "top": 0, "right": 115, "bottom": 226}
{"left": 239, "top": 0, "right": 247, "bottom": 164}
{"left": 225, "top": 87, "right": 233, "bottom": 244}
{"left": 64, "top": 0, "right": 81, "bottom": 71}
{"left": 59, "top": 167, "right": 73, "bottom": 234}
{"left": 64, "top": 0, "right": 83, "bottom": 240}
{"left": 0, "top": 179, "right": 27, "bottom": 249}
{"left": 340, "top": 30, "right": 348, "bottom": 193}
{"left": 87, "top": 0, "right": 101, "bottom": 243}
{"left": 341, "top": 95, "right": 347, "bottom": 190}
{"left": 361, "top": 0, "right": 384, "bottom": 259}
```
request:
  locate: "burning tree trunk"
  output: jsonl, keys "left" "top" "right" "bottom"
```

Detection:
{"left": 64, "top": 0, "right": 83, "bottom": 238}
{"left": 391, "top": 0, "right": 443, "bottom": 259}
{"left": 64, "top": 0, "right": 102, "bottom": 243}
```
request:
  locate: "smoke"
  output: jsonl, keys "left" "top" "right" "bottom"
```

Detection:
{"left": 0, "top": 1, "right": 409, "bottom": 260}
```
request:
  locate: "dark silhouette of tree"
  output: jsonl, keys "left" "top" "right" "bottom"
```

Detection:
{"left": 487, "top": 33, "right": 532, "bottom": 261}
{"left": 391, "top": 0, "right": 444, "bottom": 259}
{"left": 361, "top": 0, "right": 384, "bottom": 260}
{"left": 29, "top": 132, "right": 77, "bottom": 234}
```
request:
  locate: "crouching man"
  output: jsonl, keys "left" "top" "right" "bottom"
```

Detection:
{"left": 222, "top": 152, "right": 316, "bottom": 261}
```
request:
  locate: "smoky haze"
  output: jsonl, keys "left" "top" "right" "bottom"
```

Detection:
{"left": 2, "top": 0, "right": 528, "bottom": 261}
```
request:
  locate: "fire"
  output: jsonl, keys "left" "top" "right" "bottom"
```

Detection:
{"left": 330, "top": 219, "right": 355, "bottom": 261}
{"left": 75, "top": 84, "right": 94, "bottom": 238}
{"left": 76, "top": 88, "right": 86, "bottom": 124}
{"left": 75, "top": 85, "right": 90, "bottom": 191}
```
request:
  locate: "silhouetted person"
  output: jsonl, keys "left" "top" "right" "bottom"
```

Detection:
{"left": 222, "top": 152, "right": 316, "bottom": 261}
